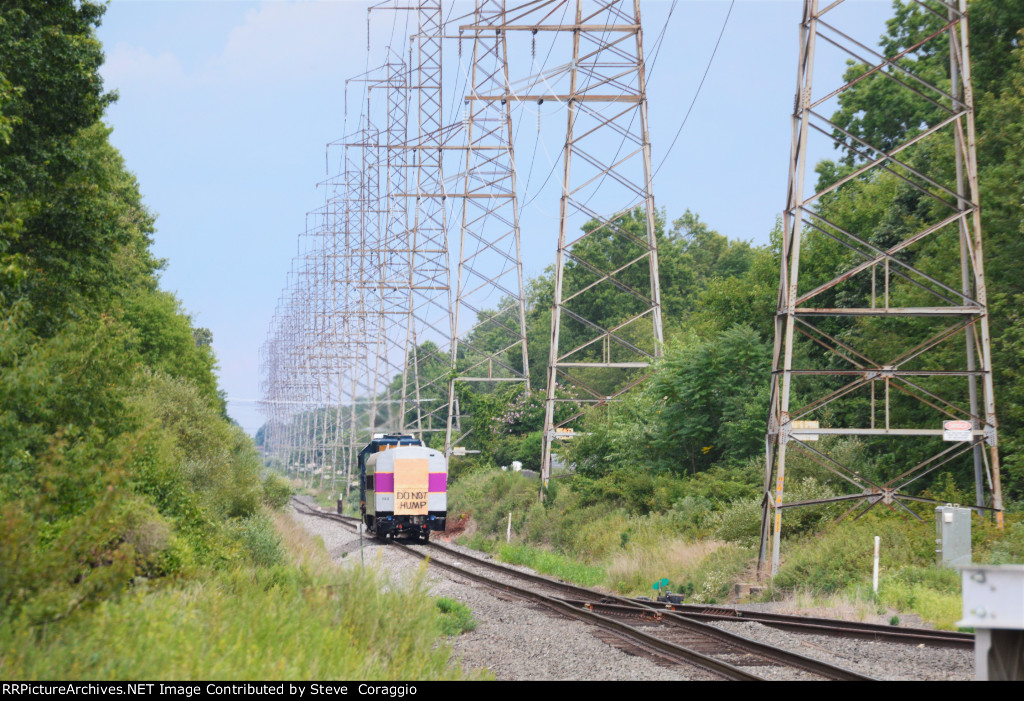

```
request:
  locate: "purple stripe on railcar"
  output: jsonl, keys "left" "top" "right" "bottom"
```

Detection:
{"left": 375, "top": 472, "right": 394, "bottom": 493}
{"left": 428, "top": 472, "right": 447, "bottom": 492}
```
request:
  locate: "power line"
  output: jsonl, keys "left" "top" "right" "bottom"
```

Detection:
{"left": 653, "top": 0, "right": 735, "bottom": 180}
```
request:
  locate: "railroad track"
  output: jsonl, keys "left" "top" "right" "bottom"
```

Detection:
{"left": 322, "top": 495, "right": 967, "bottom": 651}
{"left": 626, "top": 599, "right": 974, "bottom": 650}
{"left": 398, "top": 540, "right": 873, "bottom": 681}
{"left": 290, "top": 497, "right": 879, "bottom": 681}
{"left": 289, "top": 498, "right": 755, "bottom": 679}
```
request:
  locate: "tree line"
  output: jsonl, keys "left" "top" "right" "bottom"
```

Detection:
{"left": 1, "top": 1, "right": 280, "bottom": 626}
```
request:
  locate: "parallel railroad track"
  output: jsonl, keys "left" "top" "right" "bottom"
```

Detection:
{"left": 290, "top": 497, "right": 879, "bottom": 681}
{"left": 398, "top": 539, "right": 873, "bottom": 681}
{"left": 625, "top": 599, "right": 974, "bottom": 650}
{"left": 290, "top": 499, "right": 753, "bottom": 679}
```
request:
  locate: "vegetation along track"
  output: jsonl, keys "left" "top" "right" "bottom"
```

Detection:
{"left": 290, "top": 498, "right": 873, "bottom": 681}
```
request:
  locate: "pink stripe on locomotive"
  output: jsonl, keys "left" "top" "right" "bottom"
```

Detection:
{"left": 428, "top": 472, "right": 447, "bottom": 493}
{"left": 374, "top": 472, "right": 394, "bottom": 493}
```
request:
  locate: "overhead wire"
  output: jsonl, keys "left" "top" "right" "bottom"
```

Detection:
{"left": 653, "top": 0, "right": 735, "bottom": 180}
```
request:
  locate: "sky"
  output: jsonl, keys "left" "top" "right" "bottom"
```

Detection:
{"left": 95, "top": 0, "right": 896, "bottom": 436}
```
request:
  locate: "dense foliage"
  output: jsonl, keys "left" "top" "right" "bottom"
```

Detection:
{"left": 0, "top": 1, "right": 274, "bottom": 628}
{"left": 556, "top": 0, "right": 1024, "bottom": 507}
{"left": 1, "top": 6, "right": 484, "bottom": 682}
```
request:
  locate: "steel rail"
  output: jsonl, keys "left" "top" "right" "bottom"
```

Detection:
{"left": 289, "top": 498, "right": 756, "bottom": 680}
{"left": 558, "top": 598, "right": 875, "bottom": 681}
{"left": 390, "top": 539, "right": 762, "bottom": 681}
{"left": 296, "top": 497, "right": 950, "bottom": 671}
{"left": 291, "top": 498, "right": 875, "bottom": 679}
{"left": 625, "top": 599, "right": 974, "bottom": 650}
{"left": 292, "top": 499, "right": 969, "bottom": 653}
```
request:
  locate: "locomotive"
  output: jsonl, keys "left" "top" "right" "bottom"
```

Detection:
{"left": 355, "top": 433, "right": 447, "bottom": 541}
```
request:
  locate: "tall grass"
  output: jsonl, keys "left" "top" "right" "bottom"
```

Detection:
{"left": 449, "top": 470, "right": 1023, "bottom": 628}
{"left": 450, "top": 472, "right": 757, "bottom": 598}
{"left": 0, "top": 565, "right": 470, "bottom": 679}
{"left": 496, "top": 543, "right": 606, "bottom": 588}
{"left": 0, "top": 512, "right": 484, "bottom": 680}
{"left": 608, "top": 540, "right": 724, "bottom": 594}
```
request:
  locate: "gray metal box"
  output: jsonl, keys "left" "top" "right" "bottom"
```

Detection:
{"left": 935, "top": 504, "right": 972, "bottom": 567}
{"left": 958, "top": 565, "right": 1024, "bottom": 680}
{"left": 959, "top": 565, "right": 1024, "bottom": 630}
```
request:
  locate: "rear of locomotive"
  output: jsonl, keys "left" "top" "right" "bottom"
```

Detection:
{"left": 360, "top": 435, "right": 447, "bottom": 540}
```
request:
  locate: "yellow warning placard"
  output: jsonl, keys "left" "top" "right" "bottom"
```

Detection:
{"left": 394, "top": 458, "right": 429, "bottom": 515}
{"left": 791, "top": 420, "right": 819, "bottom": 441}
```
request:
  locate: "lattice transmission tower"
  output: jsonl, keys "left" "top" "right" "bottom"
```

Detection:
{"left": 345, "top": 55, "right": 419, "bottom": 438}
{"left": 399, "top": 1, "right": 456, "bottom": 440}
{"left": 470, "top": 0, "right": 666, "bottom": 491}
{"left": 758, "top": 0, "right": 1004, "bottom": 577}
{"left": 262, "top": 1, "right": 664, "bottom": 492}
{"left": 445, "top": 0, "right": 531, "bottom": 453}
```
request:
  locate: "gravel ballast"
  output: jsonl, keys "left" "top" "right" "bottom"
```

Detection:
{"left": 289, "top": 498, "right": 975, "bottom": 681}
{"left": 707, "top": 620, "right": 973, "bottom": 681}
{"left": 290, "top": 499, "right": 711, "bottom": 681}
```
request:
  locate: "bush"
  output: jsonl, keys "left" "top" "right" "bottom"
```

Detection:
{"left": 262, "top": 473, "right": 293, "bottom": 510}
{"left": 983, "top": 518, "right": 1024, "bottom": 564}
{"left": 877, "top": 567, "right": 962, "bottom": 630}
{"left": 773, "top": 516, "right": 935, "bottom": 593}
{"left": 237, "top": 513, "right": 284, "bottom": 568}
{"left": 667, "top": 495, "right": 715, "bottom": 538}
{"left": 449, "top": 470, "right": 540, "bottom": 536}
{"left": 680, "top": 545, "right": 752, "bottom": 603}
{"left": 707, "top": 476, "right": 841, "bottom": 546}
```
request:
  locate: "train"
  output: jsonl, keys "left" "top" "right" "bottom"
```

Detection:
{"left": 353, "top": 433, "right": 448, "bottom": 541}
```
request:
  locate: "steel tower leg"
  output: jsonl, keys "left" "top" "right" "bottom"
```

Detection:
{"left": 757, "top": 0, "right": 1003, "bottom": 579}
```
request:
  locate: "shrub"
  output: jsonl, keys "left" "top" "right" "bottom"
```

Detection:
{"left": 668, "top": 495, "right": 715, "bottom": 538}
{"left": 684, "top": 544, "right": 752, "bottom": 603}
{"left": 237, "top": 513, "right": 284, "bottom": 568}
{"left": 773, "top": 517, "right": 935, "bottom": 593}
{"left": 436, "top": 597, "right": 477, "bottom": 636}
{"left": 877, "top": 567, "right": 962, "bottom": 630}
{"left": 983, "top": 518, "right": 1024, "bottom": 564}
{"left": 262, "top": 473, "right": 293, "bottom": 510}
{"left": 707, "top": 476, "right": 841, "bottom": 546}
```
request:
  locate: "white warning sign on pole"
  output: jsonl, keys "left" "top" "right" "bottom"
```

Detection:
{"left": 943, "top": 420, "right": 973, "bottom": 442}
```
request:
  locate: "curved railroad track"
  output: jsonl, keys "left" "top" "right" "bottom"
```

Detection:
{"left": 311, "top": 494, "right": 970, "bottom": 651}
{"left": 290, "top": 497, "right": 880, "bottom": 681}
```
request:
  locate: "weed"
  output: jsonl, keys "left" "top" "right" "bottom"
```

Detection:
{"left": 261, "top": 474, "right": 293, "bottom": 510}
{"left": 436, "top": 598, "right": 478, "bottom": 636}
{"left": 608, "top": 540, "right": 725, "bottom": 595}
{"left": 237, "top": 512, "right": 285, "bottom": 568}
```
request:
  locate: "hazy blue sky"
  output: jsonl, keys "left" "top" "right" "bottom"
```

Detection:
{"left": 95, "top": 0, "right": 895, "bottom": 435}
